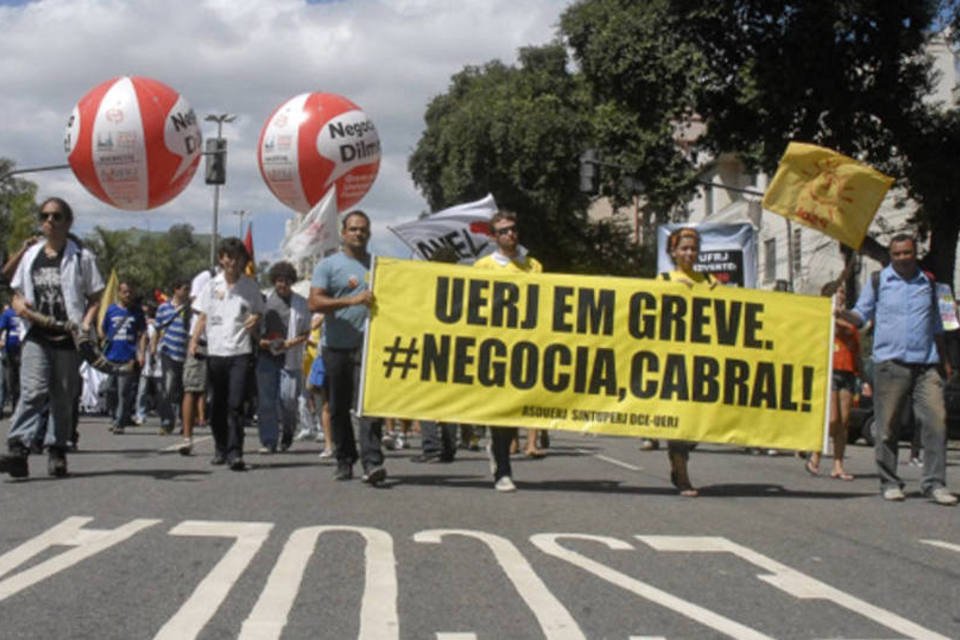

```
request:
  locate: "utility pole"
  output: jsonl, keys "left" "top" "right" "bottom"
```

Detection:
{"left": 204, "top": 113, "right": 236, "bottom": 269}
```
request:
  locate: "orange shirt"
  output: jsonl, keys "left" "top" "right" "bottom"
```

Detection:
{"left": 833, "top": 322, "right": 860, "bottom": 374}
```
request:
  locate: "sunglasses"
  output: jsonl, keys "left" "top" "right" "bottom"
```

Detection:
{"left": 494, "top": 225, "right": 518, "bottom": 236}
{"left": 38, "top": 211, "right": 64, "bottom": 223}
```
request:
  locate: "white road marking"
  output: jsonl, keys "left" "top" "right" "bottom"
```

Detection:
{"left": 919, "top": 539, "right": 960, "bottom": 554}
{"left": 0, "top": 516, "right": 160, "bottom": 602}
{"left": 154, "top": 520, "right": 273, "bottom": 640}
{"left": 636, "top": 536, "right": 951, "bottom": 640}
{"left": 577, "top": 448, "right": 642, "bottom": 471}
{"left": 416, "top": 529, "right": 586, "bottom": 640}
{"left": 239, "top": 526, "right": 398, "bottom": 640}
{"left": 159, "top": 435, "right": 212, "bottom": 453}
{"left": 436, "top": 634, "right": 477, "bottom": 640}
{"left": 531, "top": 534, "right": 771, "bottom": 640}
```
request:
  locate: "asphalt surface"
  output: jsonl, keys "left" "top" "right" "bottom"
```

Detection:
{"left": 1, "top": 414, "right": 958, "bottom": 639}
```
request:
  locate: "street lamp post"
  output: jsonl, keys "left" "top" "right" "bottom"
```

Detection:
{"left": 204, "top": 113, "right": 236, "bottom": 268}
{"left": 232, "top": 209, "right": 249, "bottom": 235}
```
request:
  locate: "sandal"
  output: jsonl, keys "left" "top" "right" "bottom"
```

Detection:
{"left": 804, "top": 460, "right": 820, "bottom": 477}
{"left": 525, "top": 449, "right": 546, "bottom": 459}
{"left": 830, "top": 471, "right": 854, "bottom": 481}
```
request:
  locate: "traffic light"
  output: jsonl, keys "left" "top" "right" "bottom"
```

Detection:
{"left": 205, "top": 138, "right": 227, "bottom": 185}
{"left": 579, "top": 149, "right": 598, "bottom": 194}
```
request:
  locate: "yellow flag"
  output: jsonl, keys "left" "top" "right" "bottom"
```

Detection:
{"left": 96, "top": 268, "right": 119, "bottom": 331}
{"left": 762, "top": 142, "right": 894, "bottom": 249}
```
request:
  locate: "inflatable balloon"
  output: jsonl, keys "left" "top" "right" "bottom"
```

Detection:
{"left": 258, "top": 92, "right": 381, "bottom": 213}
{"left": 65, "top": 76, "right": 202, "bottom": 210}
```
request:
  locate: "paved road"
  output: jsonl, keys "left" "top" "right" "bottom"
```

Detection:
{"left": 1, "top": 414, "right": 958, "bottom": 639}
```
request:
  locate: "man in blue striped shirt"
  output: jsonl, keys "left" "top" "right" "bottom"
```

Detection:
{"left": 840, "top": 234, "right": 957, "bottom": 506}
{"left": 155, "top": 279, "right": 190, "bottom": 434}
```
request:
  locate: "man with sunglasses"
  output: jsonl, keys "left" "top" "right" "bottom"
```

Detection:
{"left": 0, "top": 197, "right": 104, "bottom": 479}
{"left": 473, "top": 209, "right": 544, "bottom": 492}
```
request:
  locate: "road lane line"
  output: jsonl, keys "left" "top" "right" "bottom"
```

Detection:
{"left": 160, "top": 435, "right": 212, "bottom": 452}
{"left": 436, "top": 634, "right": 477, "bottom": 640}
{"left": 919, "top": 539, "right": 960, "bottom": 553}
{"left": 577, "top": 448, "right": 642, "bottom": 471}
{"left": 532, "top": 534, "right": 771, "bottom": 640}
{"left": 156, "top": 520, "right": 273, "bottom": 640}
{"left": 416, "top": 529, "right": 586, "bottom": 640}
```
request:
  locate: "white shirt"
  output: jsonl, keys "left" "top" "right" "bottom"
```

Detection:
{"left": 196, "top": 273, "right": 265, "bottom": 357}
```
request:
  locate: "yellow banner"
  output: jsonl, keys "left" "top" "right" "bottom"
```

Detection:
{"left": 360, "top": 258, "right": 832, "bottom": 451}
{"left": 762, "top": 142, "right": 894, "bottom": 249}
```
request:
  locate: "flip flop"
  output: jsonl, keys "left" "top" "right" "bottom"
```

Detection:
{"left": 804, "top": 460, "right": 820, "bottom": 477}
{"left": 525, "top": 449, "right": 546, "bottom": 459}
{"left": 831, "top": 471, "right": 855, "bottom": 481}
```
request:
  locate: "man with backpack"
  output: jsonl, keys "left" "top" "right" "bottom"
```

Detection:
{"left": 839, "top": 234, "right": 957, "bottom": 506}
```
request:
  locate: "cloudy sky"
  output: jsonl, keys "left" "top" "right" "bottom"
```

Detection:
{"left": 0, "top": 0, "right": 569, "bottom": 261}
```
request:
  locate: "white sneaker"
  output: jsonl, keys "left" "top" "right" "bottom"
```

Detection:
{"left": 928, "top": 487, "right": 958, "bottom": 506}
{"left": 382, "top": 432, "right": 396, "bottom": 450}
{"left": 294, "top": 429, "right": 313, "bottom": 442}
{"left": 396, "top": 435, "right": 407, "bottom": 449}
{"left": 495, "top": 476, "right": 517, "bottom": 492}
{"left": 318, "top": 448, "right": 334, "bottom": 459}
{"left": 883, "top": 487, "right": 906, "bottom": 502}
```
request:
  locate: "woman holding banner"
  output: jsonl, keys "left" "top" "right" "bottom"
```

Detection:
{"left": 660, "top": 227, "right": 718, "bottom": 497}
{"left": 805, "top": 283, "right": 857, "bottom": 480}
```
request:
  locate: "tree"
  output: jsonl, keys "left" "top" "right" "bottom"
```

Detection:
{"left": 0, "top": 158, "right": 40, "bottom": 260}
{"left": 84, "top": 224, "right": 209, "bottom": 299}
{"left": 409, "top": 43, "right": 645, "bottom": 275}
{"left": 561, "top": 0, "right": 960, "bottom": 285}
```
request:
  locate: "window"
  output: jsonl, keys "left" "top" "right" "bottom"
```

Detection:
{"left": 764, "top": 238, "right": 777, "bottom": 283}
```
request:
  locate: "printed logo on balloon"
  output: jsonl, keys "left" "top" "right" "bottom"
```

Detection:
{"left": 66, "top": 76, "right": 202, "bottom": 210}
{"left": 258, "top": 92, "right": 380, "bottom": 214}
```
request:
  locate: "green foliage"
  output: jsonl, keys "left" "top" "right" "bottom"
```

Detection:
{"left": 560, "top": 0, "right": 960, "bottom": 285}
{"left": 0, "top": 158, "right": 40, "bottom": 258}
{"left": 408, "top": 43, "right": 644, "bottom": 275}
{"left": 83, "top": 224, "right": 209, "bottom": 299}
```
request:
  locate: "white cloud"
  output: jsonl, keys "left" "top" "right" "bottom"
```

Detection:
{"left": 0, "top": 0, "right": 567, "bottom": 262}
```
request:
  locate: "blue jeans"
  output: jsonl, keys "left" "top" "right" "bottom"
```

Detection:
{"left": 256, "top": 356, "right": 301, "bottom": 449}
{"left": 873, "top": 360, "right": 949, "bottom": 493}
{"left": 159, "top": 354, "right": 184, "bottom": 431}
{"left": 109, "top": 366, "right": 139, "bottom": 428}
{"left": 421, "top": 421, "right": 457, "bottom": 459}
{"left": 7, "top": 339, "right": 79, "bottom": 450}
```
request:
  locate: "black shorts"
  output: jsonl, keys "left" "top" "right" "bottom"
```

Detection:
{"left": 831, "top": 370, "right": 856, "bottom": 393}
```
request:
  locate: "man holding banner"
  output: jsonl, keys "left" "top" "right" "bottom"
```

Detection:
{"left": 474, "top": 209, "right": 544, "bottom": 492}
{"left": 309, "top": 211, "right": 387, "bottom": 486}
{"left": 839, "top": 234, "right": 957, "bottom": 506}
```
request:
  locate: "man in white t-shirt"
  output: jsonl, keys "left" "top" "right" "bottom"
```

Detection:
{"left": 189, "top": 238, "right": 264, "bottom": 470}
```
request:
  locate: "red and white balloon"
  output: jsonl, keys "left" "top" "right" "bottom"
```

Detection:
{"left": 258, "top": 92, "right": 381, "bottom": 214}
{"left": 65, "top": 76, "right": 202, "bottom": 210}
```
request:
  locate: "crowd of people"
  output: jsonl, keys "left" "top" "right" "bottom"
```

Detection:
{"left": 0, "top": 196, "right": 956, "bottom": 505}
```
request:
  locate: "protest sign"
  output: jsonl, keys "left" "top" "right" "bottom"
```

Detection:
{"left": 359, "top": 258, "right": 832, "bottom": 451}
{"left": 657, "top": 222, "right": 758, "bottom": 288}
